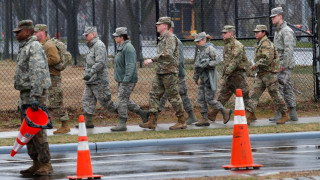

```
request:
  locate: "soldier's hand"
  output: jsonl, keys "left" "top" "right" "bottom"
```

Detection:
{"left": 83, "top": 74, "right": 91, "bottom": 81}
{"left": 144, "top": 59, "right": 153, "bottom": 66}
{"left": 30, "top": 100, "right": 39, "bottom": 112}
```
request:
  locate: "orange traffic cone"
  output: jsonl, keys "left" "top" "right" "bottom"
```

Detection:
{"left": 67, "top": 115, "right": 103, "bottom": 180}
{"left": 222, "top": 89, "right": 263, "bottom": 170}
{"left": 11, "top": 106, "right": 51, "bottom": 157}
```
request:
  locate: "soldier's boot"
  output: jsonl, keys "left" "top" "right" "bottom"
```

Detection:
{"left": 170, "top": 115, "right": 187, "bottom": 130}
{"left": 20, "top": 160, "right": 41, "bottom": 175}
{"left": 269, "top": 110, "right": 281, "bottom": 122}
{"left": 139, "top": 113, "right": 157, "bottom": 130}
{"left": 53, "top": 121, "right": 71, "bottom": 134}
{"left": 220, "top": 108, "right": 232, "bottom": 124}
{"left": 111, "top": 118, "right": 127, "bottom": 131}
{"left": 75, "top": 113, "right": 94, "bottom": 128}
{"left": 195, "top": 113, "right": 210, "bottom": 126}
{"left": 33, "top": 162, "right": 53, "bottom": 176}
{"left": 276, "top": 111, "right": 290, "bottom": 124}
{"left": 185, "top": 110, "right": 197, "bottom": 125}
{"left": 246, "top": 110, "right": 255, "bottom": 125}
{"left": 208, "top": 109, "right": 219, "bottom": 122}
{"left": 289, "top": 107, "right": 299, "bottom": 121}
{"left": 137, "top": 109, "right": 150, "bottom": 123}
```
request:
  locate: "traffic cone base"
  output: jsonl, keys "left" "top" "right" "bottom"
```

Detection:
{"left": 67, "top": 115, "right": 103, "bottom": 179}
{"left": 222, "top": 89, "right": 263, "bottom": 170}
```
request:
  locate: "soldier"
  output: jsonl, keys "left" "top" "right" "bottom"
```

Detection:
{"left": 81, "top": 26, "right": 117, "bottom": 128}
{"left": 34, "top": 24, "right": 70, "bottom": 134}
{"left": 270, "top": 7, "right": 298, "bottom": 122}
{"left": 211, "top": 25, "right": 252, "bottom": 124}
{"left": 111, "top": 27, "right": 149, "bottom": 131}
{"left": 13, "top": 20, "right": 53, "bottom": 175}
{"left": 140, "top": 17, "right": 186, "bottom": 130}
{"left": 193, "top": 32, "right": 232, "bottom": 126}
{"left": 158, "top": 21, "right": 197, "bottom": 125}
{"left": 246, "top": 25, "right": 289, "bottom": 124}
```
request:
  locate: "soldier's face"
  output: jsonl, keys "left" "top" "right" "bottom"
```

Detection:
{"left": 114, "top": 36, "right": 123, "bottom": 44}
{"left": 156, "top": 24, "right": 167, "bottom": 33}
{"left": 222, "top": 32, "right": 233, "bottom": 40}
{"left": 254, "top": 31, "right": 265, "bottom": 40}
{"left": 85, "top": 33, "right": 96, "bottom": 43}
{"left": 272, "top": 15, "right": 281, "bottom": 25}
{"left": 34, "top": 31, "right": 46, "bottom": 42}
{"left": 196, "top": 38, "right": 206, "bottom": 46}
{"left": 15, "top": 29, "right": 31, "bottom": 42}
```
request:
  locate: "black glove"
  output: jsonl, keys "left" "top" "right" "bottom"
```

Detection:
{"left": 30, "top": 100, "right": 39, "bottom": 112}
{"left": 83, "top": 74, "right": 91, "bottom": 81}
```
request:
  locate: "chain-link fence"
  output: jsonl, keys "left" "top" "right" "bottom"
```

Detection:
{"left": 0, "top": 0, "right": 319, "bottom": 120}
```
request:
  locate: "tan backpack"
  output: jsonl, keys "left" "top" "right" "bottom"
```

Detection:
{"left": 48, "top": 38, "right": 72, "bottom": 71}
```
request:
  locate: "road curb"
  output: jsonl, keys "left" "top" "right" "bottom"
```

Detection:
{"left": 0, "top": 131, "right": 319, "bottom": 154}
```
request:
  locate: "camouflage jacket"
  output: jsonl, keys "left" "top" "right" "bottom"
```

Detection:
{"left": 42, "top": 35, "right": 61, "bottom": 76}
{"left": 153, "top": 31, "right": 179, "bottom": 74}
{"left": 254, "top": 35, "right": 280, "bottom": 74}
{"left": 176, "top": 36, "right": 186, "bottom": 78}
{"left": 274, "top": 21, "right": 296, "bottom": 69}
{"left": 84, "top": 36, "right": 109, "bottom": 84}
{"left": 14, "top": 35, "right": 51, "bottom": 99}
{"left": 223, "top": 37, "right": 250, "bottom": 76}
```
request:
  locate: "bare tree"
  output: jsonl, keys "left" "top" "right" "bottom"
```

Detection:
{"left": 100, "top": 0, "right": 110, "bottom": 52}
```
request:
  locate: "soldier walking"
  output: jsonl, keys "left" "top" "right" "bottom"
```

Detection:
{"left": 81, "top": 26, "right": 117, "bottom": 128}
{"left": 111, "top": 27, "right": 149, "bottom": 131}
{"left": 246, "top": 25, "right": 289, "bottom": 124}
{"left": 14, "top": 20, "right": 53, "bottom": 176}
{"left": 270, "top": 7, "right": 299, "bottom": 122}
{"left": 140, "top": 17, "right": 186, "bottom": 130}
{"left": 193, "top": 32, "right": 232, "bottom": 126}
{"left": 158, "top": 21, "right": 197, "bottom": 125}
{"left": 34, "top": 24, "right": 70, "bottom": 134}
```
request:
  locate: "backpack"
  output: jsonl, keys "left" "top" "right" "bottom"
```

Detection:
{"left": 48, "top": 38, "right": 72, "bottom": 71}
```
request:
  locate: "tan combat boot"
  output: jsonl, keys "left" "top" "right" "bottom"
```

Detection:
{"left": 221, "top": 108, "right": 232, "bottom": 124}
{"left": 139, "top": 113, "right": 157, "bottom": 130}
{"left": 208, "top": 109, "right": 219, "bottom": 121}
{"left": 246, "top": 110, "right": 255, "bottom": 125}
{"left": 20, "top": 160, "right": 41, "bottom": 175}
{"left": 53, "top": 121, "right": 71, "bottom": 134}
{"left": 276, "top": 111, "right": 289, "bottom": 124}
{"left": 195, "top": 113, "right": 210, "bottom": 126}
{"left": 169, "top": 115, "right": 187, "bottom": 130}
{"left": 33, "top": 162, "right": 53, "bottom": 176}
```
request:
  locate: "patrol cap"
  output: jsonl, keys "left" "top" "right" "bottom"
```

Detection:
{"left": 34, "top": 24, "right": 48, "bottom": 32}
{"left": 270, "top": 7, "right": 283, "bottom": 17}
{"left": 221, "top": 25, "right": 235, "bottom": 32}
{"left": 82, "top": 26, "right": 97, "bottom": 36}
{"left": 112, "top": 27, "right": 127, "bottom": 36}
{"left": 253, "top": 25, "right": 268, "bottom": 32}
{"left": 156, "top": 17, "right": 172, "bottom": 25}
{"left": 194, "top": 32, "right": 212, "bottom": 42}
{"left": 13, "top": 20, "right": 34, "bottom": 32}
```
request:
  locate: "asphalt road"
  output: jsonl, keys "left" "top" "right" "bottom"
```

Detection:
{"left": 0, "top": 137, "right": 319, "bottom": 180}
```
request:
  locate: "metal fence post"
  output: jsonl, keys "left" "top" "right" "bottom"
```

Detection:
{"left": 73, "top": 0, "right": 77, "bottom": 65}
{"left": 114, "top": 0, "right": 117, "bottom": 54}
{"left": 138, "top": 0, "right": 143, "bottom": 67}
{"left": 10, "top": 0, "right": 13, "bottom": 60}
{"left": 156, "top": 0, "right": 159, "bottom": 43}
{"left": 201, "top": 0, "right": 204, "bottom": 32}
{"left": 235, "top": 0, "right": 238, "bottom": 37}
{"left": 312, "top": 0, "right": 320, "bottom": 101}
{"left": 56, "top": 0, "right": 59, "bottom": 40}
{"left": 269, "top": 0, "right": 273, "bottom": 36}
{"left": 167, "top": 0, "right": 170, "bottom": 16}
{"left": 92, "top": 0, "right": 95, "bottom": 26}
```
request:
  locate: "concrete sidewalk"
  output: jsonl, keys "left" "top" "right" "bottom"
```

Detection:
{"left": 1, "top": 116, "right": 319, "bottom": 139}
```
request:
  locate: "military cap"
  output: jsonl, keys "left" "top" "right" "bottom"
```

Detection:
{"left": 112, "top": 27, "right": 127, "bottom": 36}
{"left": 194, "top": 32, "right": 212, "bottom": 42}
{"left": 221, "top": 25, "right": 235, "bottom": 32}
{"left": 13, "top": 19, "right": 34, "bottom": 32}
{"left": 156, "top": 17, "right": 172, "bottom": 25}
{"left": 82, "top": 26, "right": 97, "bottom": 36}
{"left": 34, "top": 24, "right": 48, "bottom": 32}
{"left": 270, "top": 7, "right": 283, "bottom": 17}
{"left": 253, "top": 25, "right": 268, "bottom": 32}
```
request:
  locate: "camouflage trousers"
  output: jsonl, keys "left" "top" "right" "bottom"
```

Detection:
{"left": 247, "top": 73, "right": 288, "bottom": 112}
{"left": 20, "top": 90, "right": 51, "bottom": 163}
{"left": 149, "top": 73, "right": 184, "bottom": 117}
{"left": 197, "top": 79, "right": 223, "bottom": 113}
{"left": 49, "top": 74, "right": 69, "bottom": 122}
{"left": 217, "top": 72, "right": 250, "bottom": 108}
{"left": 159, "top": 77, "right": 193, "bottom": 112}
{"left": 82, "top": 83, "right": 117, "bottom": 115}
{"left": 278, "top": 69, "right": 296, "bottom": 108}
{"left": 116, "top": 83, "right": 141, "bottom": 119}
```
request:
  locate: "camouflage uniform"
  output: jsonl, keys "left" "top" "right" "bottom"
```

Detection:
{"left": 218, "top": 36, "right": 250, "bottom": 108}
{"left": 274, "top": 21, "right": 297, "bottom": 108}
{"left": 14, "top": 19, "right": 52, "bottom": 175}
{"left": 246, "top": 35, "right": 288, "bottom": 113}
{"left": 82, "top": 35, "right": 116, "bottom": 115}
{"left": 159, "top": 36, "right": 193, "bottom": 113}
